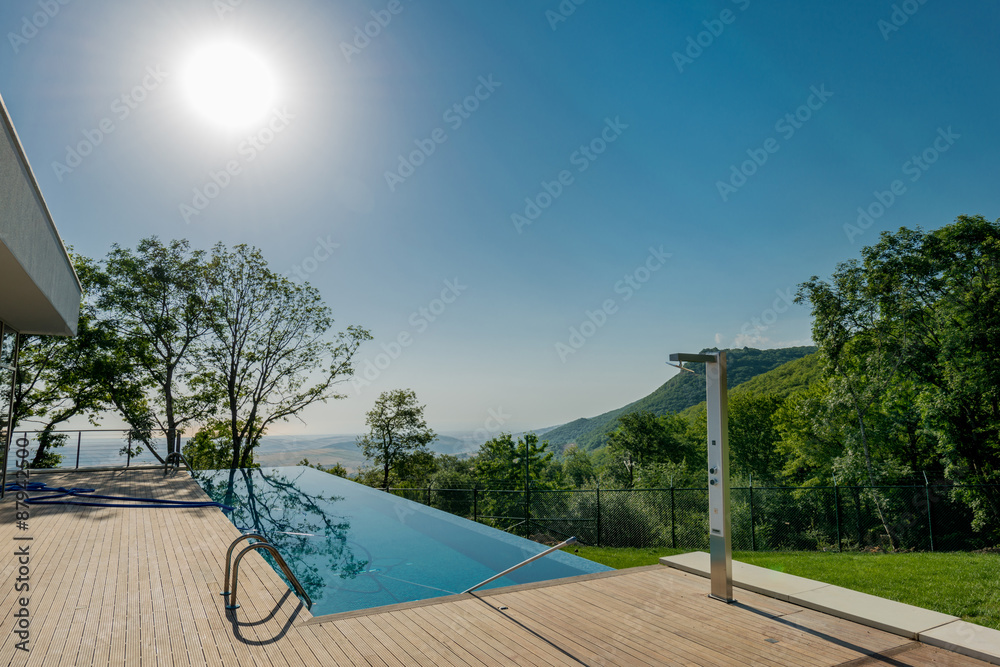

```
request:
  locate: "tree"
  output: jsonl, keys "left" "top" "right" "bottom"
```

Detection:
{"left": 796, "top": 215, "right": 1000, "bottom": 541}
{"left": 357, "top": 389, "right": 435, "bottom": 490}
{"left": 94, "top": 238, "right": 214, "bottom": 456}
{"left": 9, "top": 254, "right": 153, "bottom": 467}
{"left": 605, "top": 411, "right": 691, "bottom": 488}
{"left": 472, "top": 432, "right": 557, "bottom": 490}
{"left": 201, "top": 243, "right": 371, "bottom": 469}
{"left": 773, "top": 382, "right": 846, "bottom": 483}
{"left": 183, "top": 420, "right": 259, "bottom": 470}
{"left": 562, "top": 445, "right": 596, "bottom": 488}
{"left": 728, "top": 392, "right": 786, "bottom": 484}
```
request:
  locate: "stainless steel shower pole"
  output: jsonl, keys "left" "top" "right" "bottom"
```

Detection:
{"left": 669, "top": 351, "right": 733, "bottom": 603}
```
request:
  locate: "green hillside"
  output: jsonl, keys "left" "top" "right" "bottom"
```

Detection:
{"left": 678, "top": 351, "right": 823, "bottom": 420}
{"left": 544, "top": 346, "right": 817, "bottom": 452}
{"left": 730, "top": 351, "right": 821, "bottom": 399}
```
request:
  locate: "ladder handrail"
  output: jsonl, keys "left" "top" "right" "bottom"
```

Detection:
{"left": 164, "top": 451, "right": 197, "bottom": 477}
{"left": 225, "top": 542, "right": 313, "bottom": 611}
{"left": 462, "top": 536, "right": 578, "bottom": 594}
{"left": 221, "top": 533, "right": 268, "bottom": 596}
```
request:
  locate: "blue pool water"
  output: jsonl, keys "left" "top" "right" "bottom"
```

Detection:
{"left": 196, "top": 467, "right": 610, "bottom": 616}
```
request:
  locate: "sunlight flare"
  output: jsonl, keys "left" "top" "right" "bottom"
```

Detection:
{"left": 181, "top": 41, "right": 277, "bottom": 129}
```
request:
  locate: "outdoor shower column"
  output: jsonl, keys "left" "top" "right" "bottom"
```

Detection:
{"left": 669, "top": 351, "right": 734, "bottom": 603}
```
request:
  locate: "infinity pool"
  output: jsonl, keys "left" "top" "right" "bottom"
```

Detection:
{"left": 197, "top": 467, "right": 610, "bottom": 616}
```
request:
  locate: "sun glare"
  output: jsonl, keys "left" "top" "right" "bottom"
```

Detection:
{"left": 182, "top": 41, "right": 276, "bottom": 129}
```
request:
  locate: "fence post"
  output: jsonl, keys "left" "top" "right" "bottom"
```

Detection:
{"left": 126, "top": 434, "right": 132, "bottom": 468}
{"left": 524, "top": 483, "right": 530, "bottom": 538}
{"left": 473, "top": 485, "right": 478, "bottom": 523}
{"left": 749, "top": 476, "right": 756, "bottom": 552}
{"left": 670, "top": 484, "right": 676, "bottom": 549}
{"left": 596, "top": 485, "right": 601, "bottom": 548}
{"left": 426, "top": 487, "right": 431, "bottom": 506}
{"left": 833, "top": 477, "right": 842, "bottom": 553}
{"left": 75, "top": 431, "right": 82, "bottom": 469}
{"left": 854, "top": 487, "right": 863, "bottom": 546}
{"left": 923, "top": 471, "right": 935, "bottom": 552}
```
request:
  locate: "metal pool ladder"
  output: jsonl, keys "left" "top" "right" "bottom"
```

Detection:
{"left": 462, "top": 536, "right": 577, "bottom": 594}
{"left": 221, "top": 533, "right": 313, "bottom": 611}
{"left": 163, "top": 451, "right": 197, "bottom": 477}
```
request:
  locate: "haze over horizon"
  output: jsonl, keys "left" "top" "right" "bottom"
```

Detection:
{"left": 2, "top": 1, "right": 998, "bottom": 434}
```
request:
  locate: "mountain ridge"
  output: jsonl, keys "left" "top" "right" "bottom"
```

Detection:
{"left": 541, "top": 346, "right": 818, "bottom": 452}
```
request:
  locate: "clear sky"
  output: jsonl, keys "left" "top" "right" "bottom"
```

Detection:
{"left": 2, "top": 1, "right": 998, "bottom": 435}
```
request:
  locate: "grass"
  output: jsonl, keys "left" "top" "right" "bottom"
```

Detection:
{"left": 572, "top": 546, "right": 1000, "bottom": 631}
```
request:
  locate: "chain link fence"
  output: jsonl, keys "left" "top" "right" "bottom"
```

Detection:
{"left": 388, "top": 482, "right": 1000, "bottom": 552}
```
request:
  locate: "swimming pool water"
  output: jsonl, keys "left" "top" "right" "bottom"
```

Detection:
{"left": 196, "top": 467, "right": 611, "bottom": 616}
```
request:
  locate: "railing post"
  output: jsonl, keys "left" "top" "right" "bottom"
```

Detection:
{"left": 596, "top": 485, "right": 601, "bottom": 548}
{"left": 126, "top": 434, "right": 132, "bottom": 467}
{"left": 75, "top": 431, "right": 82, "bottom": 469}
{"left": 426, "top": 486, "right": 431, "bottom": 506}
{"left": 749, "top": 476, "right": 756, "bottom": 552}
{"left": 923, "top": 471, "right": 935, "bottom": 552}
{"left": 473, "top": 485, "right": 478, "bottom": 523}
{"left": 670, "top": 484, "right": 676, "bottom": 549}
{"left": 834, "top": 477, "right": 842, "bottom": 553}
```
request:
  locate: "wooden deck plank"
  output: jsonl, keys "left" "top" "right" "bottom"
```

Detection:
{"left": 576, "top": 572, "right": 825, "bottom": 666}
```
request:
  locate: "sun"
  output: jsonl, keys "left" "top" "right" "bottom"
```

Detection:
{"left": 182, "top": 41, "right": 277, "bottom": 129}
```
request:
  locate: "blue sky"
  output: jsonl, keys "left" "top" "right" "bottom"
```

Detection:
{"left": 2, "top": 0, "right": 998, "bottom": 435}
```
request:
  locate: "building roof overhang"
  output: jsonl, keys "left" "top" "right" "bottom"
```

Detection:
{"left": 0, "top": 91, "right": 81, "bottom": 337}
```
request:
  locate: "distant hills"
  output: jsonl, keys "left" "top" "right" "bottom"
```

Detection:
{"left": 253, "top": 433, "right": 475, "bottom": 470}
{"left": 541, "top": 346, "right": 818, "bottom": 452}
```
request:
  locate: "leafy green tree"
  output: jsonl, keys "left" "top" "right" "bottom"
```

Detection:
{"left": 428, "top": 454, "right": 475, "bottom": 489}
{"left": 94, "top": 238, "right": 214, "bottom": 456}
{"left": 472, "top": 432, "right": 558, "bottom": 489}
{"left": 9, "top": 254, "right": 153, "bottom": 467}
{"left": 183, "top": 420, "right": 259, "bottom": 470}
{"left": 773, "top": 382, "right": 845, "bottom": 484}
{"left": 605, "top": 411, "right": 692, "bottom": 488}
{"left": 797, "top": 215, "right": 1000, "bottom": 541}
{"left": 201, "top": 243, "right": 371, "bottom": 469}
{"left": 562, "top": 445, "right": 596, "bottom": 488}
{"left": 728, "top": 392, "right": 786, "bottom": 484}
{"left": 357, "top": 389, "right": 435, "bottom": 490}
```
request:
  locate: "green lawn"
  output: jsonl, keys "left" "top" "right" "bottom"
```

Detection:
{"left": 572, "top": 546, "right": 1000, "bottom": 630}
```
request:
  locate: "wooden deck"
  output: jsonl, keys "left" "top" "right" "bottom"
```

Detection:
{"left": 0, "top": 469, "right": 990, "bottom": 666}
